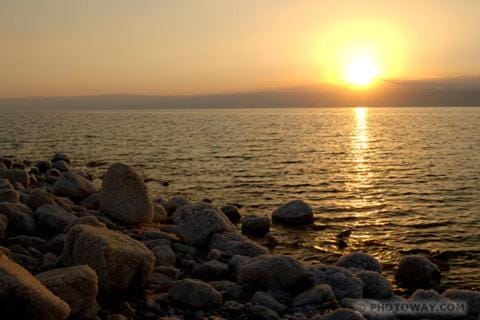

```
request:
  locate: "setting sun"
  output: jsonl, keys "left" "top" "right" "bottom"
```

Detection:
{"left": 345, "top": 56, "right": 380, "bottom": 86}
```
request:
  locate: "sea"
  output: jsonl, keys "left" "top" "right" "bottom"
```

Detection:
{"left": 1, "top": 107, "right": 479, "bottom": 291}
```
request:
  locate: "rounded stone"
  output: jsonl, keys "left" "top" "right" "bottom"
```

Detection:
{"left": 272, "top": 200, "right": 314, "bottom": 225}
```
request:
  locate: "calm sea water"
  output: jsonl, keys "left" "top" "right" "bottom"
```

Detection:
{"left": 1, "top": 107, "right": 479, "bottom": 291}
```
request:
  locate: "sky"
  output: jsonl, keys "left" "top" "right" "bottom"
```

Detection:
{"left": 1, "top": 0, "right": 480, "bottom": 98}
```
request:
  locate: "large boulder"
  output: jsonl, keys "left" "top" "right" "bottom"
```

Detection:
{"left": 0, "top": 252, "right": 70, "bottom": 320}
{"left": 237, "top": 255, "right": 306, "bottom": 288}
{"left": 168, "top": 278, "right": 222, "bottom": 308}
{"left": 209, "top": 232, "right": 269, "bottom": 257}
{"left": 307, "top": 264, "right": 364, "bottom": 299}
{"left": 272, "top": 200, "right": 313, "bottom": 224}
{"left": 53, "top": 172, "right": 97, "bottom": 199}
{"left": 395, "top": 255, "right": 441, "bottom": 289}
{"left": 0, "top": 202, "right": 36, "bottom": 234}
{"left": 100, "top": 163, "right": 154, "bottom": 224}
{"left": 336, "top": 251, "right": 382, "bottom": 273}
{"left": 173, "top": 202, "right": 235, "bottom": 246}
{"left": 36, "top": 265, "right": 99, "bottom": 318}
{"left": 34, "top": 204, "right": 77, "bottom": 236}
{"left": 61, "top": 225, "right": 155, "bottom": 294}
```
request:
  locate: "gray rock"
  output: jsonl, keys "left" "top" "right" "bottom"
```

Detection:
{"left": 80, "top": 193, "right": 100, "bottom": 210}
{"left": 164, "top": 195, "right": 191, "bottom": 214}
{"left": 319, "top": 308, "right": 367, "bottom": 320}
{"left": 209, "top": 280, "right": 242, "bottom": 300}
{"left": 153, "top": 203, "right": 168, "bottom": 223}
{"left": 442, "top": 289, "right": 480, "bottom": 318}
{"left": 238, "top": 255, "right": 306, "bottom": 288}
{"left": 307, "top": 264, "right": 364, "bottom": 299}
{"left": 0, "top": 202, "right": 36, "bottom": 233}
{"left": 336, "top": 251, "right": 382, "bottom": 273}
{"left": 36, "top": 265, "right": 99, "bottom": 318}
{"left": 0, "top": 252, "right": 70, "bottom": 320}
{"left": 194, "top": 260, "right": 229, "bottom": 280}
{"left": 242, "top": 215, "right": 271, "bottom": 236}
{"left": 52, "top": 152, "right": 71, "bottom": 163}
{"left": 272, "top": 200, "right": 313, "bottom": 225}
{"left": 293, "top": 284, "right": 338, "bottom": 307}
{"left": 356, "top": 270, "right": 393, "bottom": 299}
{"left": 27, "top": 189, "right": 58, "bottom": 210}
{"left": 0, "top": 168, "right": 30, "bottom": 187}
{"left": 34, "top": 204, "right": 77, "bottom": 236}
{"left": 64, "top": 216, "right": 106, "bottom": 232}
{"left": 395, "top": 255, "right": 441, "bottom": 289}
{"left": 252, "top": 291, "right": 287, "bottom": 312}
{"left": 168, "top": 278, "right": 222, "bottom": 308}
{"left": 146, "top": 271, "right": 175, "bottom": 292}
{"left": 53, "top": 172, "right": 97, "bottom": 199}
{"left": 173, "top": 202, "right": 235, "bottom": 246}
{"left": 51, "top": 160, "right": 69, "bottom": 172}
{"left": 61, "top": 225, "right": 155, "bottom": 294}
{"left": 209, "top": 232, "right": 269, "bottom": 257}
{"left": 0, "top": 188, "right": 19, "bottom": 203}
{"left": 221, "top": 205, "right": 242, "bottom": 223}
{"left": 152, "top": 244, "right": 176, "bottom": 266}
{"left": 100, "top": 163, "right": 154, "bottom": 224}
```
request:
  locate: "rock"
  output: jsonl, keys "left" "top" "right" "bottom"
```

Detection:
{"left": 442, "top": 289, "right": 480, "bottom": 318}
{"left": 36, "top": 160, "right": 51, "bottom": 173}
{"left": 80, "top": 193, "right": 100, "bottom": 210}
{"left": 168, "top": 278, "right": 222, "bottom": 308}
{"left": 193, "top": 260, "right": 229, "bottom": 280}
{"left": 209, "top": 280, "right": 242, "bottom": 300}
{"left": 209, "top": 232, "right": 269, "bottom": 257}
{"left": 53, "top": 172, "right": 97, "bottom": 200}
{"left": 34, "top": 204, "right": 77, "bottom": 236}
{"left": 0, "top": 168, "right": 30, "bottom": 187}
{"left": 355, "top": 271, "right": 393, "bottom": 299}
{"left": 100, "top": 163, "right": 154, "bottom": 224}
{"left": 64, "top": 216, "right": 106, "bottom": 232}
{"left": 241, "top": 215, "right": 271, "bottom": 236}
{"left": 272, "top": 200, "right": 313, "bottom": 225}
{"left": 0, "top": 215, "right": 7, "bottom": 238}
{"left": 173, "top": 202, "right": 235, "bottom": 246}
{"left": 52, "top": 152, "right": 71, "bottom": 164}
{"left": 153, "top": 203, "right": 168, "bottom": 223}
{"left": 237, "top": 255, "right": 306, "bottom": 288}
{"left": 146, "top": 271, "right": 175, "bottom": 292}
{"left": 252, "top": 291, "right": 287, "bottom": 312}
{"left": 27, "top": 189, "right": 58, "bottom": 210}
{"left": 319, "top": 308, "right": 367, "bottom": 320}
{"left": 336, "top": 251, "right": 382, "bottom": 273}
{"left": 0, "top": 188, "right": 19, "bottom": 203}
{"left": 42, "top": 252, "right": 59, "bottom": 270}
{"left": 221, "top": 205, "right": 242, "bottom": 223}
{"left": 164, "top": 195, "right": 191, "bottom": 214}
{"left": 36, "top": 265, "right": 99, "bottom": 318}
{"left": 293, "top": 284, "right": 337, "bottom": 308}
{"left": 0, "top": 202, "right": 36, "bottom": 233}
{"left": 152, "top": 245, "right": 176, "bottom": 267}
{"left": 61, "top": 225, "right": 155, "bottom": 294}
{"left": 0, "top": 252, "right": 70, "bottom": 320}
{"left": 395, "top": 255, "right": 441, "bottom": 289}
{"left": 229, "top": 254, "right": 253, "bottom": 274}
{"left": 307, "top": 264, "right": 364, "bottom": 299}
{"left": 0, "top": 178, "right": 14, "bottom": 189}
{"left": 51, "top": 160, "right": 69, "bottom": 172}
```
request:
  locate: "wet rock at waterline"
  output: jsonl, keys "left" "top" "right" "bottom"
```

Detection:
{"left": 272, "top": 200, "right": 314, "bottom": 225}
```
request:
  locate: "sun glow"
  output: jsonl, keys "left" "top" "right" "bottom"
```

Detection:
{"left": 345, "top": 56, "right": 380, "bottom": 86}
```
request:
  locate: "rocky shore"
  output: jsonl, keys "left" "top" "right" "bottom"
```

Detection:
{"left": 0, "top": 153, "right": 479, "bottom": 320}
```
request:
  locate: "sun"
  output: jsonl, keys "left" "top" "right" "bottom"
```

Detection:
{"left": 344, "top": 56, "right": 380, "bottom": 87}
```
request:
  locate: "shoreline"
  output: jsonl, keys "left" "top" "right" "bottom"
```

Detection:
{"left": 0, "top": 153, "right": 479, "bottom": 320}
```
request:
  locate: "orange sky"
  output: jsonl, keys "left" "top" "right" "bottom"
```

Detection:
{"left": 1, "top": 0, "right": 480, "bottom": 97}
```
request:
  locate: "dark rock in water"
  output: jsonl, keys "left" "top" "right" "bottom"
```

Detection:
{"left": 336, "top": 251, "right": 382, "bottom": 273}
{"left": 252, "top": 291, "right": 287, "bottom": 312}
{"left": 237, "top": 255, "right": 306, "bottom": 288}
{"left": 355, "top": 270, "right": 393, "bottom": 299}
{"left": 395, "top": 255, "right": 441, "bottom": 289}
{"left": 306, "top": 264, "right": 364, "bottom": 299}
{"left": 86, "top": 160, "right": 108, "bottom": 168}
{"left": 0, "top": 252, "right": 71, "bottom": 320}
{"left": 209, "top": 232, "right": 269, "bottom": 257}
{"left": 173, "top": 202, "right": 235, "bottom": 246}
{"left": 0, "top": 188, "right": 19, "bottom": 203}
{"left": 36, "top": 265, "right": 99, "bottom": 318}
{"left": 165, "top": 195, "right": 191, "bottom": 214}
{"left": 318, "top": 308, "right": 367, "bottom": 320}
{"left": 100, "top": 163, "right": 154, "bottom": 225}
{"left": 61, "top": 224, "right": 155, "bottom": 294}
{"left": 272, "top": 200, "right": 313, "bottom": 225}
{"left": 168, "top": 278, "right": 222, "bottom": 308}
{"left": 52, "top": 152, "right": 71, "bottom": 164}
{"left": 221, "top": 205, "right": 242, "bottom": 223}
{"left": 193, "top": 260, "right": 229, "bottom": 280}
{"left": 442, "top": 289, "right": 480, "bottom": 318}
{"left": 53, "top": 172, "right": 97, "bottom": 199}
{"left": 0, "top": 168, "right": 30, "bottom": 187}
{"left": 0, "top": 202, "right": 36, "bottom": 234}
{"left": 51, "top": 160, "right": 69, "bottom": 172}
{"left": 336, "top": 229, "right": 352, "bottom": 238}
{"left": 293, "top": 284, "right": 338, "bottom": 308}
{"left": 151, "top": 244, "right": 176, "bottom": 267}
{"left": 34, "top": 204, "right": 76, "bottom": 236}
{"left": 241, "top": 215, "right": 270, "bottom": 236}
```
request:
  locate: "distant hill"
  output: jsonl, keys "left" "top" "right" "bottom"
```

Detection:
{"left": 1, "top": 75, "right": 480, "bottom": 110}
